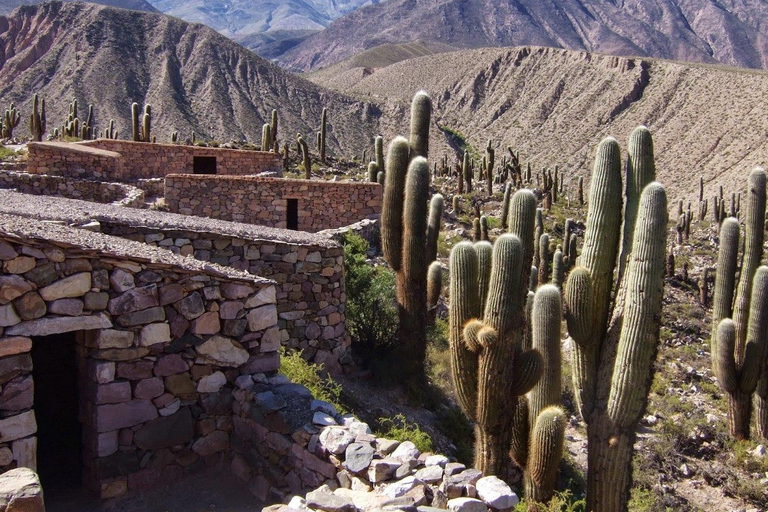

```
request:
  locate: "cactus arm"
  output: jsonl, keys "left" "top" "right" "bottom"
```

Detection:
{"left": 528, "top": 285, "right": 563, "bottom": 423}
{"left": 426, "top": 194, "right": 444, "bottom": 265}
{"left": 507, "top": 189, "right": 537, "bottom": 293}
{"left": 427, "top": 261, "right": 442, "bottom": 310}
{"left": 448, "top": 242, "right": 481, "bottom": 417}
{"left": 525, "top": 406, "right": 566, "bottom": 503}
{"left": 474, "top": 241, "right": 493, "bottom": 313}
{"left": 736, "top": 266, "right": 768, "bottom": 393}
{"left": 711, "top": 218, "right": 740, "bottom": 362}
{"left": 606, "top": 182, "right": 668, "bottom": 428}
{"left": 409, "top": 91, "right": 431, "bottom": 159}
{"left": 380, "top": 137, "right": 410, "bottom": 272}
{"left": 732, "top": 168, "right": 766, "bottom": 360}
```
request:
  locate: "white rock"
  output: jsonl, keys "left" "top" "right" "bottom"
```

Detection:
{"left": 196, "top": 335, "right": 249, "bottom": 367}
{"left": 313, "top": 412, "right": 338, "bottom": 427}
{"left": 318, "top": 427, "right": 354, "bottom": 454}
{"left": 348, "top": 420, "right": 372, "bottom": 437}
{"left": 425, "top": 454, "right": 449, "bottom": 467}
{"left": 752, "top": 444, "right": 766, "bottom": 457}
{"left": 448, "top": 497, "right": 489, "bottom": 512}
{"left": 139, "top": 323, "right": 171, "bottom": 347}
{"left": 367, "top": 458, "right": 401, "bottom": 483}
{"left": 159, "top": 398, "right": 181, "bottom": 417}
{"left": 197, "top": 371, "right": 227, "bottom": 393}
{"left": 475, "top": 476, "right": 519, "bottom": 509}
{"left": 287, "top": 496, "right": 309, "bottom": 511}
{"left": 414, "top": 465, "right": 443, "bottom": 484}
{"left": 384, "top": 476, "right": 422, "bottom": 498}
{"left": 391, "top": 440, "right": 420, "bottom": 461}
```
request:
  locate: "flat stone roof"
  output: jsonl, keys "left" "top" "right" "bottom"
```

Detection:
{"left": 0, "top": 190, "right": 338, "bottom": 248}
{"left": 0, "top": 212, "right": 272, "bottom": 286}
{"left": 28, "top": 141, "right": 121, "bottom": 158}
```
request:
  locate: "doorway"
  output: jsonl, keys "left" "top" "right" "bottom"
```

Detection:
{"left": 286, "top": 199, "right": 299, "bottom": 230}
{"left": 31, "top": 333, "right": 82, "bottom": 492}
{"left": 193, "top": 156, "right": 217, "bottom": 175}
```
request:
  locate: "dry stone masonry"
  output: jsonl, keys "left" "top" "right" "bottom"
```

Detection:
{"left": 231, "top": 384, "right": 521, "bottom": 512}
{"left": 27, "top": 140, "right": 282, "bottom": 181}
{"left": 0, "top": 191, "right": 351, "bottom": 372}
{"left": 165, "top": 175, "right": 382, "bottom": 232}
{"left": 0, "top": 170, "right": 145, "bottom": 207}
{"left": 0, "top": 213, "right": 280, "bottom": 498}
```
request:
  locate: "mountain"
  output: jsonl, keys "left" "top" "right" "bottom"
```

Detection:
{"left": 0, "top": 1, "right": 383, "bottom": 155}
{"left": 311, "top": 45, "right": 768, "bottom": 205}
{"left": 279, "top": 0, "right": 768, "bottom": 72}
{"left": 0, "top": 0, "right": 158, "bottom": 14}
{"left": 146, "top": 0, "right": 376, "bottom": 57}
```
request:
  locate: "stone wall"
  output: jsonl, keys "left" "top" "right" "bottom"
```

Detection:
{"left": 232, "top": 384, "right": 522, "bottom": 512}
{"left": 164, "top": 175, "right": 382, "bottom": 232}
{"left": 26, "top": 142, "right": 121, "bottom": 180}
{"left": 27, "top": 140, "right": 282, "bottom": 182}
{"left": 81, "top": 140, "right": 282, "bottom": 180}
{"left": 0, "top": 214, "right": 280, "bottom": 499}
{"left": 0, "top": 170, "right": 145, "bottom": 207}
{"left": 0, "top": 191, "right": 351, "bottom": 372}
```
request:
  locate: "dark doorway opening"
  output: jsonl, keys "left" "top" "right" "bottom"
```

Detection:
{"left": 193, "top": 156, "right": 217, "bottom": 175}
{"left": 286, "top": 199, "right": 299, "bottom": 230}
{"left": 32, "top": 332, "right": 82, "bottom": 493}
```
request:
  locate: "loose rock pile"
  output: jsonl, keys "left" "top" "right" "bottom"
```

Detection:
{"left": 263, "top": 408, "right": 520, "bottom": 512}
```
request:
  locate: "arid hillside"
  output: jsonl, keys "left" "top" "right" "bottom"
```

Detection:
{"left": 280, "top": 0, "right": 768, "bottom": 72}
{"left": 0, "top": 2, "right": 384, "bottom": 155}
{"left": 312, "top": 45, "right": 768, "bottom": 204}
{"left": 0, "top": 0, "right": 157, "bottom": 14}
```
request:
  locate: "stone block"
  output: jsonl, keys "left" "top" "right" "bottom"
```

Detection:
{"left": 0, "top": 467, "right": 44, "bottom": 512}
{"left": 0, "top": 411, "right": 37, "bottom": 443}
{"left": 39, "top": 272, "right": 91, "bottom": 301}
{"left": 196, "top": 335, "right": 249, "bottom": 367}
{"left": 94, "top": 381, "right": 132, "bottom": 405}
{"left": 134, "top": 407, "right": 194, "bottom": 450}
{"left": 191, "top": 430, "right": 229, "bottom": 456}
{"left": 133, "top": 377, "right": 164, "bottom": 400}
{"left": 89, "top": 360, "right": 115, "bottom": 383}
{"left": 6, "top": 312, "right": 112, "bottom": 337}
{"left": 12, "top": 293, "right": 46, "bottom": 321}
{"left": 0, "top": 337, "right": 31, "bottom": 359}
{"left": 154, "top": 354, "right": 188, "bottom": 377}
{"left": 0, "top": 304, "right": 21, "bottom": 328}
{"left": 47, "top": 298, "right": 84, "bottom": 316}
{"left": 191, "top": 312, "right": 220, "bottom": 335}
{"left": 0, "top": 375, "right": 33, "bottom": 411}
{"left": 139, "top": 323, "right": 171, "bottom": 347}
{"left": 88, "top": 329, "right": 134, "bottom": 350}
{"left": 95, "top": 400, "right": 158, "bottom": 433}
{"left": 247, "top": 305, "right": 278, "bottom": 332}
{"left": 115, "top": 306, "right": 165, "bottom": 327}
{"left": 108, "top": 285, "right": 159, "bottom": 315}
{"left": 0, "top": 275, "right": 32, "bottom": 304}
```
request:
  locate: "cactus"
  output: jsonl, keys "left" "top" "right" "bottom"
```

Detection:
{"left": 463, "top": 151, "right": 472, "bottom": 193}
{"left": 131, "top": 103, "right": 152, "bottom": 142}
{"left": 449, "top": 190, "right": 564, "bottom": 484}
{"left": 262, "top": 124, "right": 271, "bottom": 152}
{"left": 563, "top": 131, "right": 667, "bottom": 512}
{"left": 2, "top": 103, "right": 20, "bottom": 139}
{"left": 368, "top": 162, "right": 379, "bottom": 182}
{"left": 131, "top": 102, "right": 140, "bottom": 141}
{"left": 486, "top": 140, "right": 494, "bottom": 195}
{"left": 452, "top": 195, "right": 461, "bottom": 213}
{"left": 297, "top": 134, "right": 311, "bottom": 179}
{"left": 578, "top": 176, "right": 584, "bottom": 205}
{"left": 480, "top": 215, "right": 489, "bottom": 241}
{"left": 270, "top": 109, "right": 278, "bottom": 152}
{"left": 472, "top": 218, "right": 481, "bottom": 242}
{"left": 501, "top": 182, "right": 512, "bottom": 229}
{"left": 319, "top": 107, "right": 327, "bottom": 163}
{"left": 538, "top": 233, "right": 550, "bottom": 285}
{"left": 409, "top": 92, "right": 430, "bottom": 159}
{"left": 710, "top": 168, "right": 767, "bottom": 439}
{"left": 552, "top": 248, "right": 564, "bottom": 289}
{"left": 380, "top": 92, "right": 441, "bottom": 383}
{"left": 427, "top": 261, "right": 442, "bottom": 312}
{"left": 375, "top": 135, "right": 384, "bottom": 181}
{"left": 29, "top": 94, "right": 46, "bottom": 142}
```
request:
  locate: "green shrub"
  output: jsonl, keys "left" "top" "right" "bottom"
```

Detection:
{"left": 278, "top": 347, "right": 345, "bottom": 413}
{"left": 376, "top": 413, "right": 433, "bottom": 452}
{"left": 0, "top": 146, "right": 17, "bottom": 160}
{"left": 514, "top": 490, "right": 586, "bottom": 512}
{"left": 342, "top": 231, "right": 398, "bottom": 359}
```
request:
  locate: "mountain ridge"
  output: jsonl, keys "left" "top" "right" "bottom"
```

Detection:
{"left": 279, "top": 0, "right": 768, "bottom": 72}
{"left": 0, "top": 1, "right": 385, "bottom": 156}
{"left": 0, "top": 0, "right": 157, "bottom": 14}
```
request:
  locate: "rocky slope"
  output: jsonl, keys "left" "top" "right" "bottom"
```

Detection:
{"left": 0, "top": 2, "right": 383, "bottom": 156}
{"left": 0, "top": 0, "right": 158, "bottom": 14}
{"left": 312, "top": 45, "right": 768, "bottom": 205}
{"left": 280, "top": 0, "right": 768, "bottom": 72}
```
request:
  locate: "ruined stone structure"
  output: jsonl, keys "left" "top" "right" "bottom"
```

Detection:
{"left": 0, "top": 140, "right": 385, "bottom": 504}
{"left": 27, "top": 140, "right": 282, "bottom": 181}
{"left": 0, "top": 213, "right": 279, "bottom": 498}
{"left": 165, "top": 175, "right": 382, "bottom": 232}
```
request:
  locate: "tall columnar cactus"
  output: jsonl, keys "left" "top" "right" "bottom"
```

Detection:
{"left": 297, "top": 134, "right": 311, "bottom": 179}
{"left": 409, "top": 92, "right": 430, "bottom": 159}
{"left": 552, "top": 248, "right": 564, "bottom": 289}
{"left": 564, "top": 131, "right": 668, "bottom": 512}
{"left": 508, "top": 285, "right": 566, "bottom": 503}
{"left": 710, "top": 168, "right": 767, "bottom": 439}
{"left": 426, "top": 194, "right": 445, "bottom": 265}
{"left": 463, "top": 151, "right": 472, "bottom": 193}
{"left": 368, "top": 162, "right": 379, "bottom": 182}
{"left": 449, "top": 187, "right": 564, "bottom": 485}
{"left": 270, "top": 109, "right": 278, "bottom": 152}
{"left": 131, "top": 103, "right": 152, "bottom": 142}
{"left": 319, "top": 107, "right": 327, "bottom": 163}
{"left": 29, "top": 94, "right": 46, "bottom": 142}
{"left": 262, "top": 124, "right": 271, "bottom": 152}
{"left": 501, "top": 182, "right": 512, "bottom": 230}
{"left": 2, "top": 103, "right": 20, "bottom": 139}
{"left": 486, "top": 140, "right": 495, "bottom": 196}
{"left": 131, "top": 102, "right": 140, "bottom": 141}
{"left": 380, "top": 92, "right": 441, "bottom": 383}
{"left": 375, "top": 135, "right": 384, "bottom": 180}
{"left": 538, "top": 233, "right": 550, "bottom": 286}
